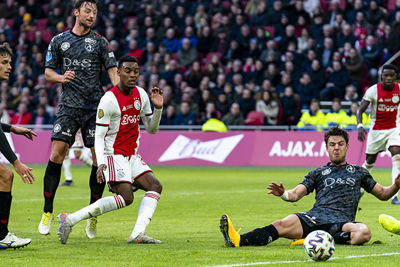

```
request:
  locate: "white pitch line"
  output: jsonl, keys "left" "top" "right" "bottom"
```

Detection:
{"left": 208, "top": 252, "right": 400, "bottom": 267}
{"left": 13, "top": 189, "right": 266, "bottom": 202}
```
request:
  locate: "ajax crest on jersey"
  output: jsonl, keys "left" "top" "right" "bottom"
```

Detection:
{"left": 304, "top": 230, "right": 335, "bottom": 262}
{"left": 392, "top": 95, "right": 399, "bottom": 104}
{"left": 134, "top": 100, "right": 141, "bottom": 110}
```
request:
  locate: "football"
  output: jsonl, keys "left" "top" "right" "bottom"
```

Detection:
{"left": 303, "top": 230, "right": 335, "bottom": 261}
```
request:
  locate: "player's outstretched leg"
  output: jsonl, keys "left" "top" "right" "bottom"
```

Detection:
{"left": 0, "top": 232, "right": 31, "bottom": 249}
{"left": 58, "top": 195, "right": 126, "bottom": 244}
{"left": 379, "top": 214, "right": 400, "bottom": 235}
{"left": 57, "top": 213, "right": 72, "bottom": 244}
{"left": 219, "top": 214, "right": 241, "bottom": 247}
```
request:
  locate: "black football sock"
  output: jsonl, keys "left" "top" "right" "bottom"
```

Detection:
{"left": 43, "top": 160, "right": 62, "bottom": 213}
{"left": 0, "top": 191, "right": 12, "bottom": 240}
{"left": 89, "top": 165, "right": 104, "bottom": 204}
{"left": 240, "top": 224, "right": 279, "bottom": 246}
{"left": 333, "top": 231, "right": 351, "bottom": 244}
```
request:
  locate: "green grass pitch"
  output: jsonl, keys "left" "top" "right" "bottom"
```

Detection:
{"left": 2, "top": 165, "right": 400, "bottom": 266}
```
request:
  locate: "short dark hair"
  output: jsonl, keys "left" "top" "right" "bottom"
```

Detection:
{"left": 382, "top": 64, "right": 398, "bottom": 73}
{"left": 75, "top": 0, "right": 98, "bottom": 10}
{"left": 324, "top": 126, "right": 349, "bottom": 145}
{"left": 0, "top": 42, "right": 12, "bottom": 57}
{"left": 117, "top": 55, "right": 137, "bottom": 69}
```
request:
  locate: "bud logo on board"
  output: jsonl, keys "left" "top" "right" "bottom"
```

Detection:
{"left": 158, "top": 134, "right": 244, "bottom": 163}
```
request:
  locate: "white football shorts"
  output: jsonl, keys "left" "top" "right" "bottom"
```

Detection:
{"left": 103, "top": 154, "right": 152, "bottom": 184}
{"left": 366, "top": 128, "right": 400, "bottom": 154}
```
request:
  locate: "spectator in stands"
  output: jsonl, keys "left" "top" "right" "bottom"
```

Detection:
{"left": 346, "top": 0, "right": 363, "bottom": 25}
{"left": 185, "top": 61, "right": 203, "bottom": 89}
{"left": 215, "top": 93, "right": 230, "bottom": 117}
{"left": 344, "top": 84, "right": 360, "bottom": 102}
{"left": 343, "top": 101, "right": 370, "bottom": 130}
{"left": 211, "top": 29, "right": 229, "bottom": 56}
{"left": 337, "top": 24, "right": 357, "bottom": 48}
{"left": 321, "top": 61, "right": 349, "bottom": 100}
{"left": 267, "top": 0, "right": 284, "bottom": 27}
{"left": 10, "top": 102, "right": 32, "bottom": 125}
{"left": 174, "top": 101, "right": 197, "bottom": 125}
{"left": 276, "top": 73, "right": 293, "bottom": 97}
{"left": 162, "top": 28, "right": 179, "bottom": 53}
{"left": 126, "top": 39, "right": 143, "bottom": 63}
{"left": 309, "top": 59, "right": 326, "bottom": 91}
{"left": 160, "top": 105, "right": 176, "bottom": 125}
{"left": 222, "top": 102, "right": 245, "bottom": 126}
{"left": 324, "top": 98, "right": 347, "bottom": 128}
{"left": 260, "top": 40, "right": 280, "bottom": 64}
{"left": 360, "top": 35, "right": 381, "bottom": 83}
{"left": 177, "top": 38, "right": 198, "bottom": 68}
{"left": 238, "top": 88, "right": 255, "bottom": 119}
{"left": 297, "top": 98, "right": 325, "bottom": 131}
{"left": 297, "top": 72, "right": 319, "bottom": 109}
{"left": 200, "top": 101, "right": 217, "bottom": 125}
{"left": 366, "top": 1, "right": 385, "bottom": 27}
{"left": 30, "top": 103, "right": 53, "bottom": 128}
{"left": 201, "top": 110, "right": 227, "bottom": 132}
{"left": 256, "top": 90, "right": 279, "bottom": 126}
{"left": 280, "top": 86, "right": 300, "bottom": 125}
{"left": 343, "top": 48, "right": 365, "bottom": 89}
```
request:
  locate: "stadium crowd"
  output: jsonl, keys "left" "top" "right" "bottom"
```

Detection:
{"left": 0, "top": 0, "right": 399, "bottom": 129}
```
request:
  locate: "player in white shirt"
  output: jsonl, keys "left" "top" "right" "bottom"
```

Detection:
{"left": 56, "top": 55, "right": 164, "bottom": 244}
{"left": 357, "top": 64, "right": 400, "bottom": 204}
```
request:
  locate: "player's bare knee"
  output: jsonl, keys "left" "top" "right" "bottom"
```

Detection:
{"left": 151, "top": 180, "right": 162, "bottom": 194}
{"left": 73, "top": 150, "right": 82, "bottom": 158}
{"left": 121, "top": 192, "right": 133, "bottom": 206}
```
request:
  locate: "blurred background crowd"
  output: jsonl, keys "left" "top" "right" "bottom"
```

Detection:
{"left": 0, "top": 0, "right": 399, "bottom": 130}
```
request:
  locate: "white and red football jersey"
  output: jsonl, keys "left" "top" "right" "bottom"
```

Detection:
{"left": 363, "top": 82, "right": 400, "bottom": 130}
{"left": 96, "top": 85, "right": 152, "bottom": 156}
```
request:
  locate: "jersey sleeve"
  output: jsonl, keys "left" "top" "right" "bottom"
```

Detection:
{"left": 359, "top": 167, "right": 377, "bottom": 193}
{"left": 99, "top": 36, "right": 117, "bottom": 70}
{"left": 96, "top": 92, "right": 115, "bottom": 126}
{"left": 139, "top": 88, "right": 153, "bottom": 117}
{"left": 363, "top": 86, "right": 375, "bottom": 103}
{"left": 45, "top": 35, "right": 61, "bottom": 69}
{"left": 300, "top": 169, "right": 317, "bottom": 195}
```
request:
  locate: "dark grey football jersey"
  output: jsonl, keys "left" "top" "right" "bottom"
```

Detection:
{"left": 45, "top": 30, "right": 117, "bottom": 110}
{"left": 300, "top": 164, "right": 377, "bottom": 224}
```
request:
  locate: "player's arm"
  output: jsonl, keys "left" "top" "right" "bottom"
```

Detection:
{"left": 45, "top": 68, "right": 75, "bottom": 84}
{"left": 94, "top": 95, "right": 113, "bottom": 183}
{"left": 0, "top": 125, "right": 35, "bottom": 183}
{"left": 356, "top": 99, "right": 370, "bottom": 141}
{"left": 142, "top": 87, "right": 163, "bottom": 134}
{"left": 370, "top": 175, "right": 400, "bottom": 200}
{"left": 267, "top": 182, "right": 308, "bottom": 202}
{"left": 107, "top": 67, "right": 119, "bottom": 86}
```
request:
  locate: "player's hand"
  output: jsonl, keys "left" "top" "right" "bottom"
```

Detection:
{"left": 357, "top": 127, "right": 366, "bottom": 142}
{"left": 267, "top": 182, "right": 285, "bottom": 197}
{"left": 12, "top": 159, "right": 35, "bottom": 184}
{"left": 11, "top": 126, "right": 37, "bottom": 141}
{"left": 96, "top": 164, "right": 107, "bottom": 183}
{"left": 150, "top": 87, "right": 163, "bottom": 109}
{"left": 62, "top": 71, "right": 75, "bottom": 83}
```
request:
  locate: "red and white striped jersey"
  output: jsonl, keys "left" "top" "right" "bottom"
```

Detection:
{"left": 363, "top": 82, "right": 400, "bottom": 130}
{"left": 96, "top": 85, "right": 152, "bottom": 156}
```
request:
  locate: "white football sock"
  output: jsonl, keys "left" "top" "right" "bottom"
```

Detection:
{"left": 392, "top": 155, "right": 400, "bottom": 199}
{"left": 68, "top": 195, "right": 125, "bottom": 226}
{"left": 63, "top": 157, "right": 72, "bottom": 181}
{"left": 79, "top": 153, "right": 93, "bottom": 167}
{"left": 131, "top": 191, "right": 160, "bottom": 237}
{"left": 362, "top": 161, "right": 374, "bottom": 172}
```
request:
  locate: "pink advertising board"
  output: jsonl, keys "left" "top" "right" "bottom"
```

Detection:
{"left": 5, "top": 130, "right": 393, "bottom": 167}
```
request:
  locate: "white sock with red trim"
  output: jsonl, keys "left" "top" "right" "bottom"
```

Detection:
{"left": 130, "top": 191, "right": 160, "bottom": 237}
{"left": 392, "top": 155, "right": 400, "bottom": 199}
{"left": 67, "top": 195, "right": 126, "bottom": 226}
